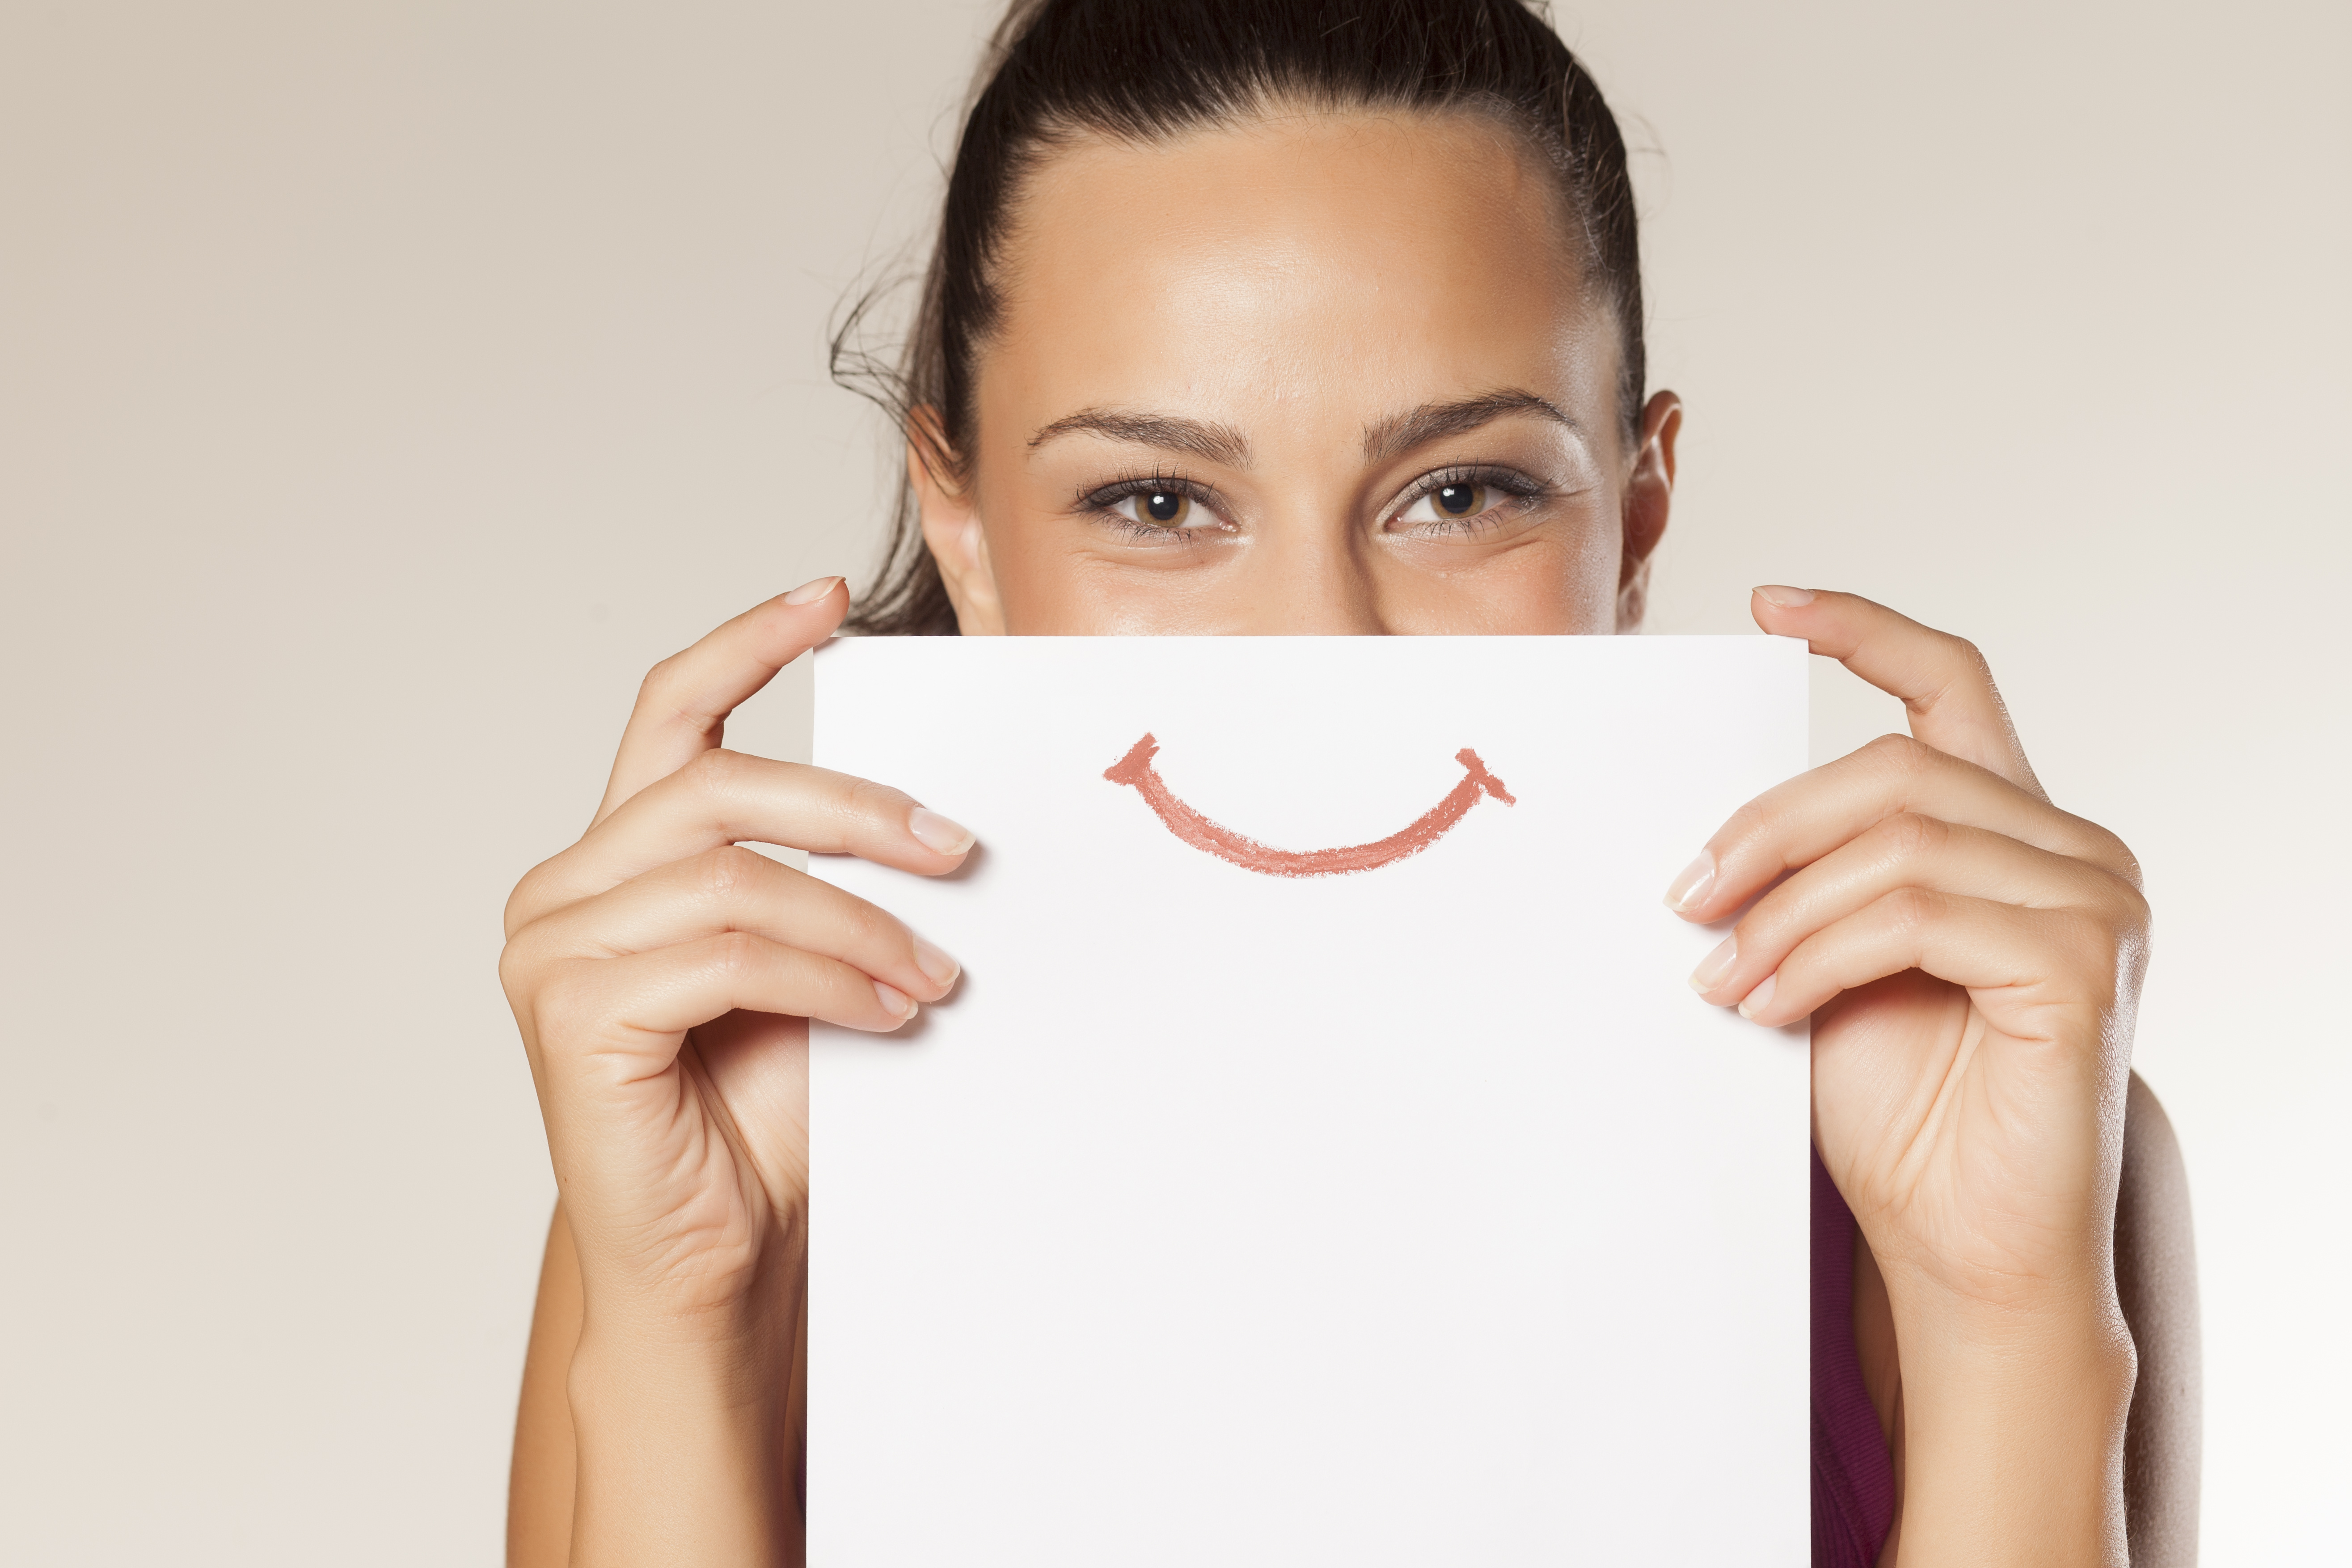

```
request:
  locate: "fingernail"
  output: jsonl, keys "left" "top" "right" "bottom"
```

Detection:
{"left": 874, "top": 981, "right": 917, "bottom": 1022}
{"left": 1664, "top": 851, "right": 1717, "bottom": 913}
{"left": 908, "top": 806, "right": 975, "bottom": 856}
{"left": 1752, "top": 584, "right": 1815, "bottom": 608}
{"left": 912, "top": 936, "right": 961, "bottom": 991}
{"left": 1688, "top": 934, "right": 1738, "bottom": 994}
{"left": 784, "top": 575, "right": 845, "bottom": 606}
{"left": 1736, "top": 972, "right": 1778, "bottom": 1021}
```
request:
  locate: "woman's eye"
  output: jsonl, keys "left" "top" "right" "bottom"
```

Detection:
{"left": 1113, "top": 489, "right": 1192, "bottom": 528}
{"left": 1435, "top": 482, "right": 1487, "bottom": 517}
{"left": 1395, "top": 480, "right": 1497, "bottom": 527}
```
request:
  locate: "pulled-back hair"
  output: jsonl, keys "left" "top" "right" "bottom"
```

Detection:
{"left": 835, "top": 0, "right": 1644, "bottom": 636}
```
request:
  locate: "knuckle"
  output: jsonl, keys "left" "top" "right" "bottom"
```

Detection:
{"left": 2053, "top": 906, "right": 2120, "bottom": 970}
{"left": 1710, "top": 786, "right": 1790, "bottom": 861}
{"left": 1729, "top": 906, "right": 1787, "bottom": 960}
{"left": 818, "top": 952, "right": 870, "bottom": 1006}
{"left": 684, "top": 745, "right": 747, "bottom": 795}
{"left": 636, "top": 651, "right": 691, "bottom": 710}
{"left": 1861, "top": 731, "right": 1930, "bottom": 777}
{"left": 501, "top": 883, "right": 533, "bottom": 942}
{"left": 2094, "top": 827, "right": 2146, "bottom": 892}
{"left": 528, "top": 962, "right": 597, "bottom": 1045}
{"left": 2096, "top": 876, "right": 2154, "bottom": 942}
{"left": 2052, "top": 807, "right": 2143, "bottom": 894}
{"left": 502, "top": 854, "right": 563, "bottom": 939}
{"left": 708, "top": 928, "right": 765, "bottom": 981}
{"left": 1878, "top": 810, "right": 1947, "bottom": 859}
{"left": 495, "top": 934, "right": 536, "bottom": 1004}
{"left": 843, "top": 775, "right": 914, "bottom": 831}
{"left": 1720, "top": 798, "right": 1771, "bottom": 844}
{"left": 842, "top": 896, "right": 900, "bottom": 954}
{"left": 1703, "top": 812, "right": 1756, "bottom": 866}
{"left": 1881, "top": 884, "right": 1940, "bottom": 932}
{"left": 1772, "top": 942, "right": 1822, "bottom": 994}
{"left": 697, "top": 842, "right": 769, "bottom": 903}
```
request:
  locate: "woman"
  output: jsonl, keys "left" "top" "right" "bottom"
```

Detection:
{"left": 499, "top": 1, "right": 2197, "bottom": 1562}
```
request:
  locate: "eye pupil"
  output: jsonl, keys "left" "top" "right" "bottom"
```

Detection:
{"left": 1436, "top": 482, "right": 1482, "bottom": 517}
{"left": 1144, "top": 490, "right": 1186, "bottom": 524}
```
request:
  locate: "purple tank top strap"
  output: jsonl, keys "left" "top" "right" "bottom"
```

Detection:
{"left": 1812, "top": 1146, "right": 1895, "bottom": 1567}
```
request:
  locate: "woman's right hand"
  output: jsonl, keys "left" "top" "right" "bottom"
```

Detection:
{"left": 497, "top": 578, "right": 971, "bottom": 1564}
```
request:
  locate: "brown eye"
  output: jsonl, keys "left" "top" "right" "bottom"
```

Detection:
{"left": 1121, "top": 489, "right": 1191, "bottom": 527}
{"left": 1393, "top": 470, "right": 1540, "bottom": 537}
{"left": 1434, "top": 482, "right": 1486, "bottom": 517}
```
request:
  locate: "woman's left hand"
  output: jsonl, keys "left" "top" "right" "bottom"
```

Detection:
{"left": 1668, "top": 587, "right": 2146, "bottom": 1565}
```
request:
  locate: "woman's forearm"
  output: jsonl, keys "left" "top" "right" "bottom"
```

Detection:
{"left": 566, "top": 1318, "right": 801, "bottom": 1568}
{"left": 510, "top": 1204, "right": 586, "bottom": 1567}
{"left": 564, "top": 1232, "right": 807, "bottom": 1568}
{"left": 1887, "top": 1276, "right": 2137, "bottom": 1566}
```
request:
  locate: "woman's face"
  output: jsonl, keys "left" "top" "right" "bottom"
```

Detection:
{"left": 915, "top": 108, "right": 1680, "bottom": 635}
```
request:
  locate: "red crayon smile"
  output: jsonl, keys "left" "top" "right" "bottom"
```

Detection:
{"left": 1103, "top": 733, "right": 1515, "bottom": 878}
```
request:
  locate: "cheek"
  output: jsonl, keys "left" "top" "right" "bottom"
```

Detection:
{"left": 967, "top": 475, "right": 1100, "bottom": 633}
{"left": 1393, "top": 505, "right": 1622, "bottom": 634}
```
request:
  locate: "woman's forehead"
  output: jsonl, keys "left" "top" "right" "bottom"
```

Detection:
{"left": 979, "top": 110, "right": 1617, "bottom": 450}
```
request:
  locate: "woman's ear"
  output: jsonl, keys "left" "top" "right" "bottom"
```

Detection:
{"left": 908, "top": 408, "right": 1005, "bottom": 636}
{"left": 1615, "top": 389, "right": 1682, "bottom": 632}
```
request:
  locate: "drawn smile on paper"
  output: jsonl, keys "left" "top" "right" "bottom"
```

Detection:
{"left": 1102, "top": 733, "right": 1515, "bottom": 878}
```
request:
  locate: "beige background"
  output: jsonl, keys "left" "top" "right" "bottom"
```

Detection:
{"left": 2, "top": 1, "right": 2343, "bottom": 1561}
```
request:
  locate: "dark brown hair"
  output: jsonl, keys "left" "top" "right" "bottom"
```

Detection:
{"left": 834, "top": 0, "right": 1644, "bottom": 636}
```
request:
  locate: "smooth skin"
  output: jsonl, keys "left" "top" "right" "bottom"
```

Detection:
{"left": 505, "top": 109, "right": 2188, "bottom": 1565}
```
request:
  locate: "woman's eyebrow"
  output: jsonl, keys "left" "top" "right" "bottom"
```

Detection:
{"left": 1027, "top": 408, "right": 1252, "bottom": 468}
{"left": 1362, "top": 389, "right": 1581, "bottom": 462}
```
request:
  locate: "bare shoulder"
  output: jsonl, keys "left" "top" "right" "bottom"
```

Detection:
{"left": 2116, "top": 1070, "right": 2201, "bottom": 1568}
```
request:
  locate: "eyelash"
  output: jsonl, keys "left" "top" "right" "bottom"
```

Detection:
{"left": 1388, "top": 465, "right": 1549, "bottom": 536}
{"left": 1079, "top": 470, "right": 1230, "bottom": 542}
{"left": 1077, "top": 462, "right": 1551, "bottom": 541}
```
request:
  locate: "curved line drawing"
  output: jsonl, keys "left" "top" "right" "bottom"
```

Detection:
{"left": 1102, "top": 733, "right": 1515, "bottom": 878}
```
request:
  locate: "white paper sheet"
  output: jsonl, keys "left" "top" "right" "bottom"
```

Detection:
{"left": 808, "top": 636, "right": 1809, "bottom": 1565}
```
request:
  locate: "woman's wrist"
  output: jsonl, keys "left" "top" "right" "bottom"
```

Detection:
{"left": 1883, "top": 1271, "right": 2136, "bottom": 1567}
{"left": 564, "top": 1240, "right": 806, "bottom": 1568}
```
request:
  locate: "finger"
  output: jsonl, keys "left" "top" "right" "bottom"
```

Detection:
{"left": 511, "top": 749, "right": 974, "bottom": 933}
{"left": 593, "top": 578, "right": 849, "bottom": 827}
{"left": 1664, "top": 732, "right": 2140, "bottom": 922}
{"left": 531, "top": 933, "right": 921, "bottom": 1084}
{"left": 1686, "top": 814, "right": 2147, "bottom": 1008}
{"left": 1720, "top": 887, "right": 2127, "bottom": 1038}
{"left": 511, "top": 843, "right": 962, "bottom": 1002}
{"left": 1749, "top": 587, "right": 2043, "bottom": 797}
